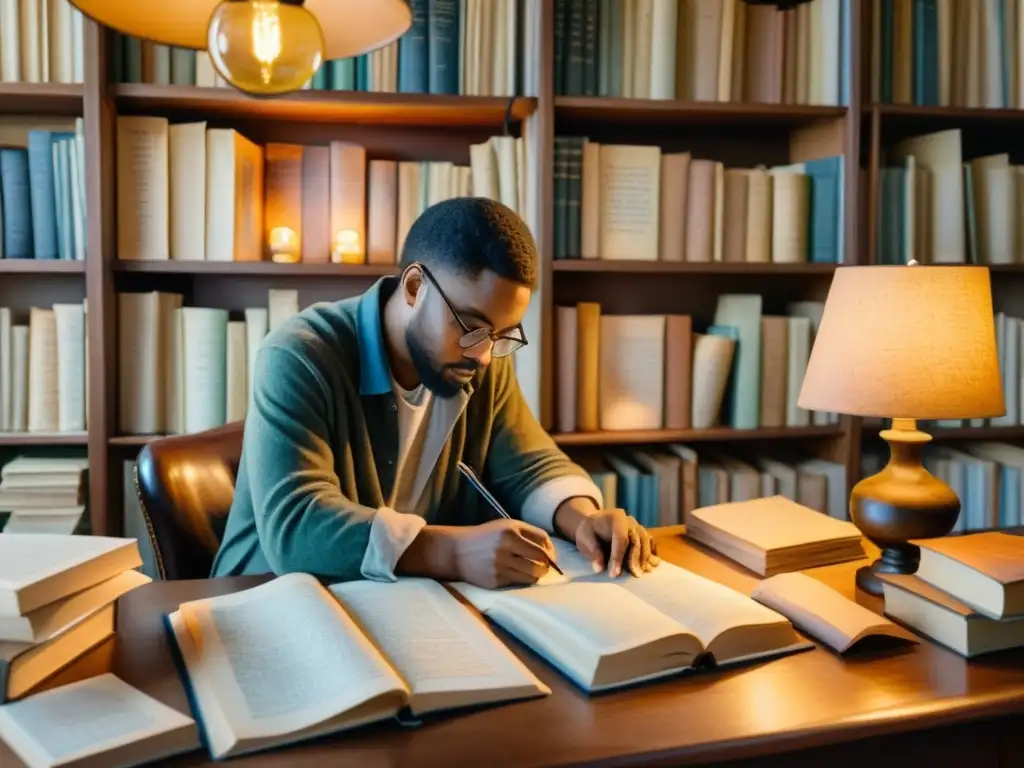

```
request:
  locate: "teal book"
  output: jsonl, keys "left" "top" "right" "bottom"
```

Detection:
{"left": 707, "top": 324, "right": 740, "bottom": 428}
{"left": 397, "top": 0, "right": 429, "bottom": 93}
{"left": 711, "top": 293, "right": 763, "bottom": 430}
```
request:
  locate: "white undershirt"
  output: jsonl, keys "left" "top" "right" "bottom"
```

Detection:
{"left": 390, "top": 379, "right": 432, "bottom": 512}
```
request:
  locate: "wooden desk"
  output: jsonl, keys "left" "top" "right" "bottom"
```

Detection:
{"left": 4, "top": 528, "right": 1024, "bottom": 767}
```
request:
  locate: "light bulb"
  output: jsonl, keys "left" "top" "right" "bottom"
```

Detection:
{"left": 207, "top": 0, "right": 324, "bottom": 97}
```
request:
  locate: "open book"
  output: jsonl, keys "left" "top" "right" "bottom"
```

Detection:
{"left": 0, "top": 673, "right": 198, "bottom": 768}
{"left": 165, "top": 574, "right": 550, "bottom": 760}
{"left": 451, "top": 542, "right": 812, "bottom": 693}
{"left": 751, "top": 572, "right": 917, "bottom": 654}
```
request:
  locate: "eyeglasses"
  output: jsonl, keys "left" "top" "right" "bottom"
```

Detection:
{"left": 411, "top": 263, "right": 529, "bottom": 358}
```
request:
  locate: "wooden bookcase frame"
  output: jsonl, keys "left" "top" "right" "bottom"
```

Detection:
{"left": 3, "top": 1, "right": 1023, "bottom": 537}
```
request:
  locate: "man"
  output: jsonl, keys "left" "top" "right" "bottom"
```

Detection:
{"left": 211, "top": 197, "right": 659, "bottom": 588}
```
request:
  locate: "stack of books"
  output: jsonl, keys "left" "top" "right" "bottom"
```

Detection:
{"left": 0, "top": 533, "right": 148, "bottom": 702}
{"left": 880, "top": 532, "right": 1024, "bottom": 657}
{"left": 0, "top": 458, "right": 89, "bottom": 535}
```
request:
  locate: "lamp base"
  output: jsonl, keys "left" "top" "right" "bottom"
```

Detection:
{"left": 851, "top": 418, "right": 961, "bottom": 597}
{"left": 855, "top": 542, "right": 922, "bottom": 595}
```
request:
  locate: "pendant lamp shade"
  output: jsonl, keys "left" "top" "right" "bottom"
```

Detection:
{"left": 67, "top": 0, "right": 412, "bottom": 61}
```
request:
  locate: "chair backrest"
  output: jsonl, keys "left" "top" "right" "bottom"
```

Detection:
{"left": 134, "top": 422, "right": 244, "bottom": 581}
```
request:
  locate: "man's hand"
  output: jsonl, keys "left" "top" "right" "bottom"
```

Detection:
{"left": 554, "top": 498, "right": 660, "bottom": 577}
{"left": 451, "top": 519, "right": 558, "bottom": 589}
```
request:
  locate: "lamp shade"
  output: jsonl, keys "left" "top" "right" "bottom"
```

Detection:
{"left": 68, "top": 0, "right": 412, "bottom": 61}
{"left": 797, "top": 265, "right": 1005, "bottom": 420}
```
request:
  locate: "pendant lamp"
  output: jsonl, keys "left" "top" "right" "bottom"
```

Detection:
{"left": 69, "top": 0, "right": 412, "bottom": 97}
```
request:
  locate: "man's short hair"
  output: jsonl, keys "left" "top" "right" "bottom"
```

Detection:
{"left": 398, "top": 197, "right": 538, "bottom": 288}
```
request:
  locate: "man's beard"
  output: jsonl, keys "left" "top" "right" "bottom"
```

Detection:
{"left": 406, "top": 317, "right": 478, "bottom": 398}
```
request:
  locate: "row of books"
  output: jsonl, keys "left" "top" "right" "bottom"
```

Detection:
{"left": 554, "top": 0, "right": 851, "bottom": 106}
{"left": 111, "top": 0, "right": 530, "bottom": 98}
{"left": 862, "top": 440, "right": 1024, "bottom": 533}
{"left": 871, "top": 0, "right": 1021, "bottom": 109}
{"left": 0, "top": 457, "right": 87, "bottom": 535}
{"left": 553, "top": 139, "right": 844, "bottom": 265}
{"left": 0, "top": 0, "right": 84, "bottom": 84}
{"left": 0, "top": 119, "right": 86, "bottom": 262}
{"left": 115, "top": 115, "right": 528, "bottom": 265}
{"left": 0, "top": 302, "right": 86, "bottom": 436}
{"left": 877, "top": 128, "right": 1024, "bottom": 266}
{"left": 580, "top": 444, "right": 847, "bottom": 531}
{"left": 118, "top": 288, "right": 303, "bottom": 436}
{"left": 555, "top": 296, "right": 838, "bottom": 434}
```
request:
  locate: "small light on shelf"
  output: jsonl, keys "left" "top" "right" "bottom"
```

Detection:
{"left": 268, "top": 226, "right": 300, "bottom": 263}
{"left": 331, "top": 229, "right": 363, "bottom": 264}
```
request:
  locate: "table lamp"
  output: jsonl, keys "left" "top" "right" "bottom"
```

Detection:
{"left": 797, "top": 264, "right": 1004, "bottom": 596}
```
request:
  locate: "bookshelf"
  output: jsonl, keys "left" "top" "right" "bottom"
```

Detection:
{"left": 1, "top": 0, "right": 1019, "bottom": 542}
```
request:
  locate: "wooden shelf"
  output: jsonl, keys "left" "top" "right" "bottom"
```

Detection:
{"left": 0, "top": 260, "right": 86, "bottom": 274}
{"left": 114, "top": 84, "right": 537, "bottom": 128}
{"left": 862, "top": 424, "right": 1024, "bottom": 440}
{"left": 109, "top": 435, "right": 160, "bottom": 447}
{"left": 871, "top": 103, "right": 1024, "bottom": 123}
{"left": 0, "top": 432, "right": 89, "bottom": 446}
{"left": 555, "top": 97, "right": 846, "bottom": 127}
{"left": 553, "top": 261, "right": 837, "bottom": 275}
{"left": 553, "top": 426, "right": 842, "bottom": 446}
{"left": 112, "top": 261, "right": 397, "bottom": 277}
{"left": 0, "top": 82, "right": 83, "bottom": 116}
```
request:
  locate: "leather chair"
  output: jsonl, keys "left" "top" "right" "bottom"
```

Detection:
{"left": 134, "top": 422, "right": 244, "bottom": 581}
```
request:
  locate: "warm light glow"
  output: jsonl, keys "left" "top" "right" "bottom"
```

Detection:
{"left": 63, "top": 0, "right": 413, "bottom": 99}
{"left": 332, "top": 229, "right": 363, "bottom": 264}
{"left": 207, "top": 0, "right": 324, "bottom": 96}
{"left": 269, "top": 226, "right": 300, "bottom": 263}
{"left": 251, "top": 2, "right": 283, "bottom": 85}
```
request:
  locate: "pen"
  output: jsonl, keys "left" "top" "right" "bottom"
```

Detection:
{"left": 456, "top": 461, "right": 565, "bottom": 576}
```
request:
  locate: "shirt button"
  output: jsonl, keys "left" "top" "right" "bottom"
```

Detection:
{"left": 391, "top": 403, "right": 398, "bottom": 412}
{"left": 388, "top": 459, "right": 394, "bottom": 465}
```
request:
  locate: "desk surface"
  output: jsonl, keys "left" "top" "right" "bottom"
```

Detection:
{"left": 6, "top": 528, "right": 1024, "bottom": 767}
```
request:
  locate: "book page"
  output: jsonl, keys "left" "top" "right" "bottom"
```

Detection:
{"left": 0, "top": 673, "right": 197, "bottom": 767}
{"left": 614, "top": 563, "right": 788, "bottom": 645}
{"left": 454, "top": 576, "right": 693, "bottom": 691}
{"left": 526, "top": 540, "right": 787, "bottom": 647}
{"left": 173, "top": 574, "right": 407, "bottom": 756}
{"left": 329, "top": 579, "right": 548, "bottom": 714}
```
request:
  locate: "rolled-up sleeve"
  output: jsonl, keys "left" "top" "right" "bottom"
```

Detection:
{"left": 359, "top": 508, "right": 427, "bottom": 581}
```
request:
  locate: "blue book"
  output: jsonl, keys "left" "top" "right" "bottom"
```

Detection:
{"left": 428, "top": 0, "right": 459, "bottom": 94}
{"left": 27, "top": 129, "right": 74, "bottom": 260}
{"left": 0, "top": 148, "right": 33, "bottom": 259}
{"left": 397, "top": 0, "right": 429, "bottom": 93}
